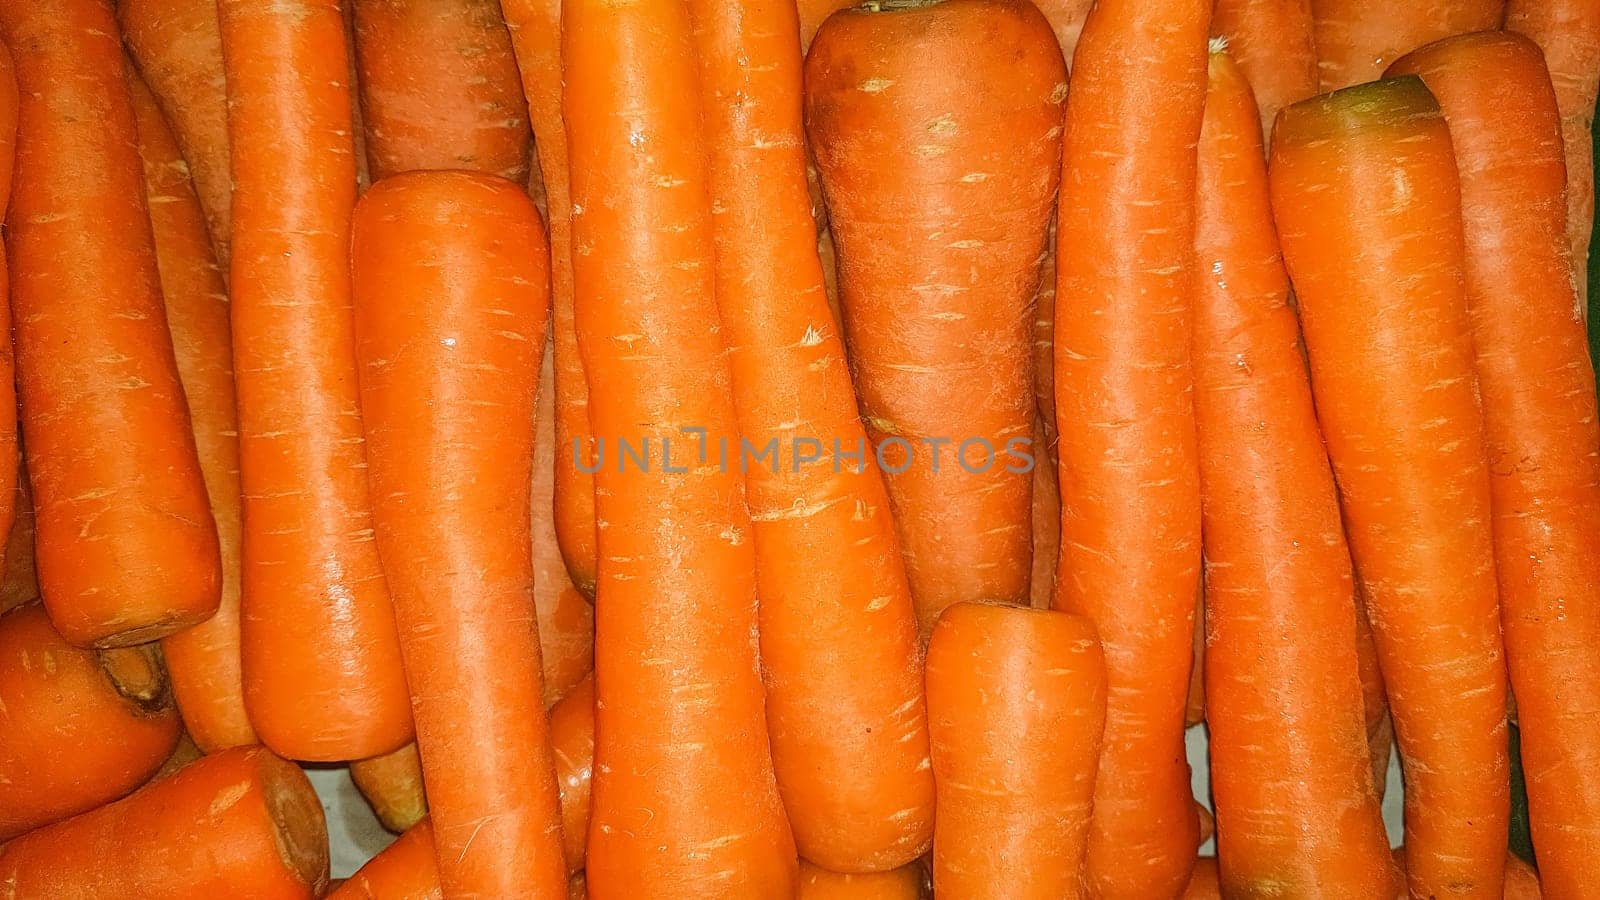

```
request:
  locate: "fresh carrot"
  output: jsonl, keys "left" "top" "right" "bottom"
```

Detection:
{"left": 1030, "top": 0, "right": 1094, "bottom": 68}
{"left": 1392, "top": 847, "right": 1544, "bottom": 900}
{"left": 1309, "top": 0, "right": 1503, "bottom": 90}
{"left": 692, "top": 0, "right": 934, "bottom": 872}
{"left": 119, "top": 0, "right": 232, "bottom": 265}
{"left": 1270, "top": 75, "right": 1510, "bottom": 898}
{"left": 925, "top": 601, "right": 1105, "bottom": 899}
{"left": 352, "top": 170, "right": 566, "bottom": 899}
{"left": 563, "top": 0, "right": 798, "bottom": 890}
{"left": 0, "top": 602, "right": 181, "bottom": 841}
{"left": 550, "top": 671, "right": 595, "bottom": 873}
{"left": 218, "top": 0, "right": 413, "bottom": 761}
{"left": 329, "top": 818, "right": 443, "bottom": 900}
{"left": 1029, "top": 417, "right": 1060, "bottom": 610}
{"left": 1052, "top": 0, "right": 1210, "bottom": 895}
{"left": 0, "top": 456, "right": 35, "bottom": 614}
{"left": 350, "top": 741, "right": 428, "bottom": 834}
{"left": 533, "top": 347, "right": 594, "bottom": 707}
{"left": 806, "top": 0, "right": 1065, "bottom": 639}
{"left": 1390, "top": 32, "right": 1600, "bottom": 896}
{"left": 1194, "top": 48, "right": 1398, "bottom": 897}
{"left": 798, "top": 859, "right": 926, "bottom": 900}
{"left": 1505, "top": 0, "right": 1600, "bottom": 310}
{"left": 0, "top": 0, "right": 221, "bottom": 650}
{"left": 0, "top": 745, "right": 328, "bottom": 898}
{"left": 1211, "top": 0, "right": 1318, "bottom": 140}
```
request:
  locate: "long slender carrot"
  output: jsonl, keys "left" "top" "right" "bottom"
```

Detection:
{"left": 1390, "top": 32, "right": 1600, "bottom": 896}
{"left": 1309, "top": 0, "right": 1503, "bottom": 90}
{"left": 352, "top": 170, "right": 566, "bottom": 899}
{"left": 1194, "top": 48, "right": 1398, "bottom": 897}
{"left": 1270, "top": 75, "right": 1510, "bottom": 898}
{"left": 692, "top": 0, "right": 933, "bottom": 873}
{"left": 0, "top": 745, "right": 328, "bottom": 898}
{"left": 329, "top": 819, "right": 443, "bottom": 900}
{"left": 218, "top": 0, "right": 413, "bottom": 762}
{"left": 925, "top": 601, "right": 1105, "bottom": 899}
{"left": 1211, "top": 0, "right": 1317, "bottom": 141}
{"left": 1052, "top": 0, "right": 1210, "bottom": 895}
{"left": 533, "top": 347, "right": 594, "bottom": 707}
{"left": 564, "top": 0, "right": 797, "bottom": 890}
{"left": 0, "top": 602, "right": 181, "bottom": 841}
{"left": 1505, "top": 0, "right": 1600, "bottom": 311}
{"left": 350, "top": 741, "right": 427, "bottom": 834}
{"left": 798, "top": 860, "right": 926, "bottom": 900}
{"left": 0, "top": 0, "right": 221, "bottom": 650}
{"left": 1030, "top": 0, "right": 1094, "bottom": 68}
{"left": 806, "top": 0, "right": 1065, "bottom": 639}
{"left": 550, "top": 671, "right": 595, "bottom": 873}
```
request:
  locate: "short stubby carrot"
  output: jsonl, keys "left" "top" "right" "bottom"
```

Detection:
{"left": 1211, "top": 0, "right": 1318, "bottom": 141}
{"left": 806, "top": 0, "right": 1066, "bottom": 639}
{"left": 352, "top": 171, "right": 567, "bottom": 899}
{"left": 1052, "top": 0, "right": 1211, "bottom": 895}
{"left": 1390, "top": 32, "right": 1600, "bottom": 896}
{"left": 550, "top": 672, "right": 595, "bottom": 873}
{"left": 1310, "top": 0, "right": 1503, "bottom": 90}
{"left": 0, "top": 0, "right": 221, "bottom": 650}
{"left": 563, "top": 0, "right": 798, "bottom": 892}
{"left": 1270, "top": 76, "right": 1510, "bottom": 898}
{"left": 925, "top": 602, "right": 1105, "bottom": 899}
{"left": 532, "top": 348, "right": 594, "bottom": 707}
{"left": 329, "top": 818, "right": 443, "bottom": 900}
{"left": 798, "top": 859, "right": 926, "bottom": 900}
{"left": 349, "top": 741, "right": 427, "bottom": 834}
{"left": 1194, "top": 48, "right": 1398, "bottom": 897}
{"left": 218, "top": 0, "right": 414, "bottom": 762}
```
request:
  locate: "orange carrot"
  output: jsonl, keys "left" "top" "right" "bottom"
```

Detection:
{"left": 806, "top": 0, "right": 1065, "bottom": 638}
{"left": 219, "top": 0, "right": 413, "bottom": 761}
{"left": 925, "top": 601, "right": 1105, "bottom": 899}
{"left": 1355, "top": 599, "right": 1393, "bottom": 795}
{"left": 329, "top": 818, "right": 443, "bottom": 900}
{"left": 532, "top": 347, "right": 594, "bottom": 707}
{"left": 1029, "top": 417, "right": 1060, "bottom": 610}
{"left": 798, "top": 859, "right": 926, "bottom": 900}
{"left": 0, "top": 455, "right": 35, "bottom": 614}
{"left": 1270, "top": 75, "right": 1510, "bottom": 898}
{"left": 1389, "top": 32, "right": 1600, "bottom": 895}
{"left": 0, "top": 0, "right": 221, "bottom": 650}
{"left": 350, "top": 741, "right": 428, "bottom": 834}
{"left": 1392, "top": 847, "right": 1544, "bottom": 900}
{"left": 1052, "top": 0, "right": 1210, "bottom": 895}
{"left": 1194, "top": 47, "right": 1398, "bottom": 896}
{"left": 352, "top": 171, "right": 566, "bottom": 898}
{"left": 550, "top": 672, "right": 595, "bottom": 874}
{"left": 1183, "top": 586, "right": 1206, "bottom": 728}
{"left": 1030, "top": 0, "right": 1094, "bottom": 68}
{"left": 1310, "top": 0, "right": 1503, "bottom": 90}
{"left": 1211, "top": 0, "right": 1318, "bottom": 140}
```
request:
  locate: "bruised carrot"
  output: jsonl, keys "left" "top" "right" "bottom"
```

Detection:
{"left": 550, "top": 671, "right": 595, "bottom": 873}
{"left": 329, "top": 818, "right": 443, "bottom": 900}
{"left": 0, "top": 602, "right": 180, "bottom": 841}
{"left": 1389, "top": 33, "right": 1600, "bottom": 895}
{"left": 1270, "top": 76, "right": 1510, "bottom": 898}
{"left": 1194, "top": 48, "right": 1398, "bottom": 897}
{"left": 806, "top": 0, "right": 1065, "bottom": 638}
{"left": 798, "top": 860, "right": 926, "bottom": 900}
{"left": 353, "top": 171, "right": 566, "bottom": 898}
{"left": 0, "top": 745, "right": 328, "bottom": 898}
{"left": 1211, "top": 0, "right": 1317, "bottom": 140}
{"left": 0, "top": 0, "right": 221, "bottom": 650}
{"left": 219, "top": 0, "right": 413, "bottom": 761}
{"left": 925, "top": 602, "right": 1105, "bottom": 899}
{"left": 532, "top": 348, "right": 594, "bottom": 707}
{"left": 1052, "top": 0, "right": 1210, "bottom": 895}
{"left": 1309, "top": 0, "right": 1503, "bottom": 90}
{"left": 0, "top": 456, "right": 34, "bottom": 614}
{"left": 1029, "top": 417, "right": 1060, "bottom": 610}
{"left": 350, "top": 742, "right": 427, "bottom": 834}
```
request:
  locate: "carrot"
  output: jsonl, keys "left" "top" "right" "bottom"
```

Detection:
{"left": 1269, "top": 75, "right": 1511, "bottom": 898}
{"left": 798, "top": 859, "right": 926, "bottom": 900}
{"left": 0, "top": 455, "right": 35, "bottom": 614}
{"left": 806, "top": 0, "right": 1065, "bottom": 639}
{"left": 119, "top": 0, "right": 232, "bottom": 266}
{"left": 925, "top": 601, "right": 1105, "bottom": 899}
{"left": 1029, "top": 416, "right": 1060, "bottom": 610}
{"left": 563, "top": 0, "right": 798, "bottom": 890}
{"left": 329, "top": 818, "right": 443, "bottom": 900}
{"left": 533, "top": 347, "right": 594, "bottom": 707}
{"left": 1052, "top": 0, "right": 1210, "bottom": 895}
{"left": 1210, "top": 0, "right": 1317, "bottom": 141}
{"left": 1309, "top": 0, "right": 1503, "bottom": 90}
{"left": 1194, "top": 47, "right": 1399, "bottom": 897}
{"left": 218, "top": 0, "right": 413, "bottom": 762}
{"left": 692, "top": 0, "right": 934, "bottom": 872}
{"left": 1182, "top": 858, "right": 1222, "bottom": 900}
{"left": 350, "top": 741, "right": 428, "bottom": 834}
{"left": 352, "top": 171, "right": 566, "bottom": 899}
{"left": 0, "top": 0, "right": 221, "bottom": 650}
{"left": 1392, "top": 847, "right": 1544, "bottom": 900}
{"left": 1506, "top": 0, "right": 1600, "bottom": 311}
{"left": 1389, "top": 32, "right": 1600, "bottom": 896}
{"left": 0, "top": 602, "right": 181, "bottom": 841}
{"left": 1353, "top": 585, "right": 1392, "bottom": 796}
{"left": 0, "top": 745, "right": 328, "bottom": 898}
{"left": 550, "top": 671, "right": 595, "bottom": 874}
{"left": 1030, "top": 0, "right": 1094, "bottom": 68}
{"left": 1032, "top": 235, "right": 1059, "bottom": 461}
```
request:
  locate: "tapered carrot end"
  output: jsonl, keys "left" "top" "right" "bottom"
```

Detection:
{"left": 1271, "top": 76, "right": 1441, "bottom": 151}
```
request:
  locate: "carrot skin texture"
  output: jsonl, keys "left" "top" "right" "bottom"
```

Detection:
{"left": 1210, "top": 0, "right": 1318, "bottom": 141}
{"left": 353, "top": 171, "right": 567, "bottom": 899}
{"left": 798, "top": 859, "right": 926, "bottom": 900}
{"left": 1309, "top": 0, "right": 1503, "bottom": 90}
{"left": 329, "top": 818, "right": 443, "bottom": 900}
{"left": 350, "top": 741, "right": 427, "bottom": 834}
{"left": 532, "top": 347, "right": 594, "bottom": 707}
{"left": 1194, "top": 50, "right": 1398, "bottom": 897}
{"left": 1390, "top": 33, "right": 1600, "bottom": 897}
{"left": 1052, "top": 0, "right": 1210, "bottom": 895}
{"left": 1270, "top": 77, "right": 1510, "bottom": 898}
{"left": 550, "top": 671, "right": 595, "bottom": 873}
{"left": 219, "top": 0, "right": 413, "bottom": 762}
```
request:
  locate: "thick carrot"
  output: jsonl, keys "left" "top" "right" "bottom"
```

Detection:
{"left": 1194, "top": 48, "right": 1398, "bottom": 897}
{"left": 218, "top": 0, "right": 413, "bottom": 762}
{"left": 925, "top": 601, "right": 1105, "bottom": 899}
{"left": 329, "top": 818, "right": 443, "bottom": 900}
{"left": 1309, "top": 0, "right": 1503, "bottom": 90}
{"left": 806, "top": 0, "right": 1065, "bottom": 638}
{"left": 692, "top": 0, "right": 933, "bottom": 872}
{"left": 0, "top": 745, "right": 328, "bottom": 898}
{"left": 1389, "top": 32, "right": 1600, "bottom": 896}
{"left": 0, "top": 456, "right": 34, "bottom": 614}
{"left": 119, "top": 0, "right": 232, "bottom": 266}
{"left": 563, "top": 0, "right": 798, "bottom": 890}
{"left": 532, "top": 347, "right": 594, "bottom": 707}
{"left": 352, "top": 171, "right": 566, "bottom": 899}
{"left": 0, "top": 0, "right": 221, "bottom": 650}
{"left": 0, "top": 602, "right": 181, "bottom": 841}
{"left": 798, "top": 859, "right": 926, "bottom": 900}
{"left": 1030, "top": 0, "right": 1094, "bottom": 68}
{"left": 1211, "top": 0, "right": 1317, "bottom": 141}
{"left": 350, "top": 741, "right": 427, "bottom": 834}
{"left": 1269, "top": 76, "right": 1510, "bottom": 898}
{"left": 1052, "top": 0, "right": 1210, "bottom": 894}
{"left": 550, "top": 671, "right": 595, "bottom": 873}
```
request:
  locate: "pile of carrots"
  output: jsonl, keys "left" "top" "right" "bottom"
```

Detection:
{"left": 0, "top": 0, "right": 1596, "bottom": 896}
